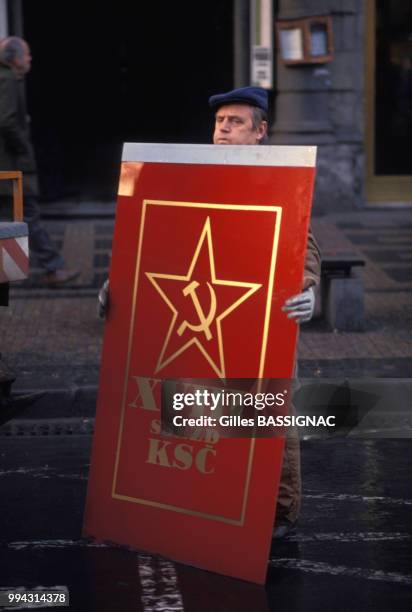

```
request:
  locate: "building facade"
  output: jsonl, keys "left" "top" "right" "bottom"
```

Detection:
{"left": 2, "top": 0, "right": 411, "bottom": 211}
{"left": 266, "top": 0, "right": 412, "bottom": 212}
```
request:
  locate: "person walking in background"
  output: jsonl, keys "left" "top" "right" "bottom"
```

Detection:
{"left": 0, "top": 36, "right": 78, "bottom": 286}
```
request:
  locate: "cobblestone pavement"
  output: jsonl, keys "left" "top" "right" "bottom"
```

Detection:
{"left": 0, "top": 209, "right": 411, "bottom": 393}
{"left": 1, "top": 435, "right": 411, "bottom": 611}
{"left": 1, "top": 219, "right": 113, "bottom": 390}
{"left": 302, "top": 210, "right": 412, "bottom": 377}
{"left": 1, "top": 207, "right": 411, "bottom": 610}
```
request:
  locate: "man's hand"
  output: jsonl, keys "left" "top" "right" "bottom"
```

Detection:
{"left": 98, "top": 279, "right": 109, "bottom": 319}
{"left": 282, "top": 287, "right": 315, "bottom": 324}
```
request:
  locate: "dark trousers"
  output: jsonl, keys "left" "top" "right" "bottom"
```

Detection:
{"left": 276, "top": 422, "right": 301, "bottom": 523}
{"left": 276, "top": 373, "right": 302, "bottom": 524}
{"left": 24, "top": 196, "right": 64, "bottom": 273}
{"left": 1, "top": 195, "right": 64, "bottom": 273}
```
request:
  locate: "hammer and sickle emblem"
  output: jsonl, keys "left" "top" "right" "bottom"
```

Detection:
{"left": 177, "top": 280, "right": 217, "bottom": 340}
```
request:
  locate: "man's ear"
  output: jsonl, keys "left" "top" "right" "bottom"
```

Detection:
{"left": 256, "top": 121, "right": 268, "bottom": 143}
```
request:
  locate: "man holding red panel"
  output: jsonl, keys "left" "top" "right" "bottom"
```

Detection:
{"left": 98, "top": 86, "right": 321, "bottom": 539}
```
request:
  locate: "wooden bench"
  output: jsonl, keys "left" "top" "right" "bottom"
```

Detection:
{"left": 319, "top": 251, "right": 366, "bottom": 331}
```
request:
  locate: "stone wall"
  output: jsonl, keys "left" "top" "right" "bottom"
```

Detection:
{"left": 270, "top": 0, "right": 365, "bottom": 213}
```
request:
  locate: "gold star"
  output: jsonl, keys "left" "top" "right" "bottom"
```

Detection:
{"left": 145, "top": 217, "right": 261, "bottom": 377}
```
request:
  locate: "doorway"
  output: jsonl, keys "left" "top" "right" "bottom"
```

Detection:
{"left": 366, "top": 0, "right": 412, "bottom": 202}
{"left": 22, "top": 0, "right": 234, "bottom": 201}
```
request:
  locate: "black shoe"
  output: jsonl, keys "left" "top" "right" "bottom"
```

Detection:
{"left": 272, "top": 519, "right": 297, "bottom": 540}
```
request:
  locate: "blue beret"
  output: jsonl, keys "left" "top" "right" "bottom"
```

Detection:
{"left": 209, "top": 86, "right": 268, "bottom": 113}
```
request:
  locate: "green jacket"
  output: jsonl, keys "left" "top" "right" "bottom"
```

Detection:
{"left": 0, "top": 62, "right": 38, "bottom": 197}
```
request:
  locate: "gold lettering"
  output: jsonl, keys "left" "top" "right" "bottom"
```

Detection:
{"left": 150, "top": 418, "right": 161, "bottom": 435}
{"left": 146, "top": 438, "right": 216, "bottom": 473}
{"left": 196, "top": 445, "right": 216, "bottom": 474}
{"left": 128, "top": 376, "right": 160, "bottom": 411}
{"left": 172, "top": 443, "right": 194, "bottom": 470}
{"left": 204, "top": 429, "right": 220, "bottom": 445}
{"left": 146, "top": 438, "right": 171, "bottom": 467}
{"left": 187, "top": 428, "right": 202, "bottom": 441}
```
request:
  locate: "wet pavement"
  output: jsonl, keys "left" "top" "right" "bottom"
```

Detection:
{"left": 1, "top": 209, "right": 412, "bottom": 400}
{"left": 1, "top": 206, "right": 412, "bottom": 609}
{"left": 1, "top": 434, "right": 411, "bottom": 611}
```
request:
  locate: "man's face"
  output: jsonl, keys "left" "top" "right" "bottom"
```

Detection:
{"left": 213, "top": 103, "right": 267, "bottom": 145}
{"left": 13, "top": 42, "right": 32, "bottom": 75}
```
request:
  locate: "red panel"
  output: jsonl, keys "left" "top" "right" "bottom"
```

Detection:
{"left": 83, "top": 159, "right": 315, "bottom": 584}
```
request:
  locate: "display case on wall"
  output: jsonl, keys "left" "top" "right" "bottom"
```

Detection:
{"left": 276, "top": 15, "right": 334, "bottom": 65}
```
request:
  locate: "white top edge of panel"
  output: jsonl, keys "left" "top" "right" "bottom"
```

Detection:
{"left": 122, "top": 143, "right": 317, "bottom": 167}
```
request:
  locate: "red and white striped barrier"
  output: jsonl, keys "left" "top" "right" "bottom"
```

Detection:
{"left": 0, "top": 223, "right": 29, "bottom": 283}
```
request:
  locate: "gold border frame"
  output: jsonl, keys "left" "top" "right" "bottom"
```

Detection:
{"left": 111, "top": 199, "right": 282, "bottom": 525}
{"left": 365, "top": 0, "right": 412, "bottom": 203}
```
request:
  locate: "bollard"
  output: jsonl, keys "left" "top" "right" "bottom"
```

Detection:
{"left": 324, "top": 274, "right": 365, "bottom": 331}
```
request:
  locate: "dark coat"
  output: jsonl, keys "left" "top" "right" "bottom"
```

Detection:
{"left": 304, "top": 227, "right": 321, "bottom": 289}
{"left": 0, "top": 62, "right": 39, "bottom": 197}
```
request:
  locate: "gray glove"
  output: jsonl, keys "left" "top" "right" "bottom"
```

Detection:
{"left": 282, "top": 287, "right": 315, "bottom": 323}
{"left": 98, "top": 279, "right": 109, "bottom": 319}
